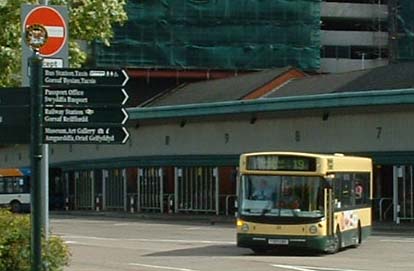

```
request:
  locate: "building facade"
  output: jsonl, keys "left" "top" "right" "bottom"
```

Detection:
{"left": 2, "top": 1, "right": 414, "bottom": 224}
{"left": 1, "top": 70, "right": 414, "bottom": 223}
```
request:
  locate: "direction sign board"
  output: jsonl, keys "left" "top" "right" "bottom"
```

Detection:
{"left": 43, "top": 86, "right": 129, "bottom": 107}
{"left": 44, "top": 126, "right": 129, "bottom": 144}
{"left": 0, "top": 106, "right": 30, "bottom": 126}
{"left": 0, "top": 126, "right": 30, "bottom": 144}
{"left": 0, "top": 88, "right": 30, "bottom": 144}
{"left": 42, "top": 68, "right": 131, "bottom": 144}
{"left": 44, "top": 107, "right": 129, "bottom": 125}
{"left": 43, "top": 68, "right": 129, "bottom": 87}
{"left": 0, "top": 88, "right": 30, "bottom": 106}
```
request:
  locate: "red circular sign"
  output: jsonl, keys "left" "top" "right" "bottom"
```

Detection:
{"left": 24, "top": 6, "right": 67, "bottom": 57}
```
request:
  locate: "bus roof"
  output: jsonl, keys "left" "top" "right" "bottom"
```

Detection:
{"left": 240, "top": 151, "right": 372, "bottom": 175}
{"left": 0, "top": 168, "right": 31, "bottom": 177}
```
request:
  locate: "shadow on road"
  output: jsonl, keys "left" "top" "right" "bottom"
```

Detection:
{"left": 144, "top": 245, "right": 247, "bottom": 257}
{"left": 144, "top": 245, "right": 323, "bottom": 257}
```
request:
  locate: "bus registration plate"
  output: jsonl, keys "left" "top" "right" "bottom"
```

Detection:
{"left": 268, "top": 239, "right": 289, "bottom": 245}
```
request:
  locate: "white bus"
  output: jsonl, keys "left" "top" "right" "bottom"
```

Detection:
{"left": 0, "top": 168, "right": 31, "bottom": 212}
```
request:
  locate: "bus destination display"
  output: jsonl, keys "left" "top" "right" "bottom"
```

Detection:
{"left": 246, "top": 155, "right": 316, "bottom": 171}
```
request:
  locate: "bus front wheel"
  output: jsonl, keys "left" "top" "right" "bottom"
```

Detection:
{"left": 10, "top": 201, "right": 21, "bottom": 213}
{"left": 326, "top": 227, "right": 341, "bottom": 254}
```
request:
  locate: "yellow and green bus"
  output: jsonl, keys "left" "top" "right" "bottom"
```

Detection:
{"left": 236, "top": 152, "right": 372, "bottom": 254}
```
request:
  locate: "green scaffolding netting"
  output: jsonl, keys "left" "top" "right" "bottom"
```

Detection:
{"left": 398, "top": 0, "right": 414, "bottom": 61}
{"left": 94, "top": 0, "right": 321, "bottom": 71}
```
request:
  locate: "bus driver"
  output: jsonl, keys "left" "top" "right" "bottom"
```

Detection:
{"left": 252, "top": 179, "right": 273, "bottom": 200}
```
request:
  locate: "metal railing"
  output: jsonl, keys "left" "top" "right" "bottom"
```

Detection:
{"left": 225, "top": 194, "right": 237, "bottom": 216}
{"left": 378, "top": 197, "right": 393, "bottom": 221}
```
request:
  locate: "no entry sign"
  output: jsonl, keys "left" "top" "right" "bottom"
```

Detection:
{"left": 23, "top": 6, "right": 67, "bottom": 57}
{"left": 21, "top": 4, "right": 69, "bottom": 86}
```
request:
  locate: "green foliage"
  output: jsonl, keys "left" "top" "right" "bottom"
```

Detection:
{"left": 0, "top": 209, "right": 70, "bottom": 271}
{"left": 0, "top": 0, "right": 127, "bottom": 87}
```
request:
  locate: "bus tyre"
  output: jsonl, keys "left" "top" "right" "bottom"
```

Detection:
{"left": 10, "top": 201, "right": 21, "bottom": 213}
{"left": 326, "top": 227, "right": 341, "bottom": 254}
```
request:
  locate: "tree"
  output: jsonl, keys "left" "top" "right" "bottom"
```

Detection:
{"left": 0, "top": 0, "right": 128, "bottom": 87}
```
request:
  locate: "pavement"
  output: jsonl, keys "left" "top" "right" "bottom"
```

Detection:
{"left": 372, "top": 221, "right": 414, "bottom": 235}
{"left": 51, "top": 210, "right": 236, "bottom": 225}
{"left": 51, "top": 210, "right": 414, "bottom": 236}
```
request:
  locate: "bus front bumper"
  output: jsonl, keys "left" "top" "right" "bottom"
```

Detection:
{"left": 237, "top": 233, "right": 328, "bottom": 252}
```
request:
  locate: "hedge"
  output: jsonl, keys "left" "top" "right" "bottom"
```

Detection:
{"left": 0, "top": 209, "right": 70, "bottom": 271}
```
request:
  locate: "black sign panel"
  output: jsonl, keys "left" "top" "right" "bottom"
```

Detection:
{"left": 0, "top": 125, "right": 30, "bottom": 144}
{"left": 0, "top": 87, "right": 30, "bottom": 106}
{"left": 43, "top": 107, "right": 128, "bottom": 125}
{"left": 44, "top": 86, "right": 130, "bottom": 106}
{"left": 44, "top": 126, "right": 129, "bottom": 144}
{"left": 43, "top": 68, "right": 129, "bottom": 86}
{"left": 0, "top": 88, "right": 30, "bottom": 144}
{"left": 0, "top": 106, "right": 30, "bottom": 126}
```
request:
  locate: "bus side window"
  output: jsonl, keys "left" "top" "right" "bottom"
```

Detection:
{"left": 17, "top": 178, "right": 25, "bottom": 193}
{"left": 333, "top": 173, "right": 353, "bottom": 209}
{"left": 354, "top": 181, "right": 363, "bottom": 204}
{"left": 6, "top": 178, "right": 14, "bottom": 193}
{"left": 354, "top": 173, "right": 370, "bottom": 205}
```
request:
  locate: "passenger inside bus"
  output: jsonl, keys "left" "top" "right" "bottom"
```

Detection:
{"left": 278, "top": 183, "right": 300, "bottom": 209}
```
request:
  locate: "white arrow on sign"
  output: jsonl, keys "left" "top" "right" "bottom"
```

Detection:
{"left": 121, "top": 108, "right": 129, "bottom": 125}
{"left": 122, "top": 127, "right": 129, "bottom": 144}
{"left": 121, "top": 88, "right": 129, "bottom": 105}
{"left": 122, "top": 69, "right": 129, "bottom": 87}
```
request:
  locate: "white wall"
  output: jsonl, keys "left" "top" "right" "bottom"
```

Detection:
{"left": 320, "top": 58, "right": 388, "bottom": 73}
{"left": 321, "top": 2, "right": 388, "bottom": 20}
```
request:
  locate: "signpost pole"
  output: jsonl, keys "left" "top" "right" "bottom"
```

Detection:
{"left": 30, "top": 50, "right": 44, "bottom": 271}
{"left": 40, "top": 0, "right": 50, "bottom": 242}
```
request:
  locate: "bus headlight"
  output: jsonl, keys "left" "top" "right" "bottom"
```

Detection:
{"left": 241, "top": 223, "right": 249, "bottom": 232}
{"left": 309, "top": 225, "right": 318, "bottom": 234}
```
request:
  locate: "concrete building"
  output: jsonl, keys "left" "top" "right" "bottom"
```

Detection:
{"left": 320, "top": 0, "right": 389, "bottom": 73}
{"left": 2, "top": 63, "right": 414, "bottom": 224}
{"left": 94, "top": 0, "right": 411, "bottom": 78}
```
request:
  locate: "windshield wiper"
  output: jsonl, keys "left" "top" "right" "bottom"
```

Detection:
{"left": 261, "top": 209, "right": 272, "bottom": 216}
{"left": 290, "top": 209, "right": 299, "bottom": 217}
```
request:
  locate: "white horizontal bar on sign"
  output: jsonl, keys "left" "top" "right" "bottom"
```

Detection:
{"left": 43, "top": 58, "right": 63, "bottom": 68}
{"left": 45, "top": 26, "right": 64, "bottom": 38}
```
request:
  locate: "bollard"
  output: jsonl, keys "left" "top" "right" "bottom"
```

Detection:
{"left": 397, "top": 204, "right": 401, "bottom": 224}
{"left": 96, "top": 197, "right": 100, "bottom": 212}
{"left": 130, "top": 196, "right": 135, "bottom": 213}
{"left": 65, "top": 197, "right": 69, "bottom": 211}
{"left": 168, "top": 199, "right": 174, "bottom": 214}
